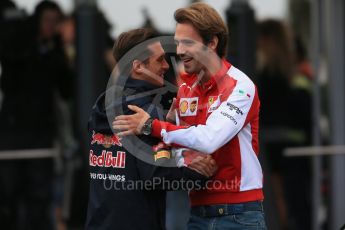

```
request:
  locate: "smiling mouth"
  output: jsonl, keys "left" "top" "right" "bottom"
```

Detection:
{"left": 157, "top": 71, "right": 166, "bottom": 78}
{"left": 182, "top": 57, "right": 193, "bottom": 65}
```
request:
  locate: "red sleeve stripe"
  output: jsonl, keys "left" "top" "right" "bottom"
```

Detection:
{"left": 151, "top": 119, "right": 189, "bottom": 138}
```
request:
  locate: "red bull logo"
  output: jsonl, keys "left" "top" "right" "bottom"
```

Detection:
{"left": 89, "top": 150, "right": 126, "bottom": 168}
{"left": 91, "top": 131, "right": 122, "bottom": 148}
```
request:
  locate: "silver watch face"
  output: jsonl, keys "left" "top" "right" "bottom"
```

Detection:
{"left": 142, "top": 120, "right": 152, "bottom": 135}
{"left": 142, "top": 128, "right": 151, "bottom": 135}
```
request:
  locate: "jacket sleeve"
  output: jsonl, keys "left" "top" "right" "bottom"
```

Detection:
{"left": 151, "top": 80, "right": 259, "bottom": 154}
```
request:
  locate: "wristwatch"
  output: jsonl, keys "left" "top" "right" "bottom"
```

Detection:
{"left": 142, "top": 118, "right": 153, "bottom": 135}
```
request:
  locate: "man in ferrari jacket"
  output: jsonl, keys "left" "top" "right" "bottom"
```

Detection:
{"left": 112, "top": 3, "right": 267, "bottom": 230}
{"left": 85, "top": 28, "right": 217, "bottom": 230}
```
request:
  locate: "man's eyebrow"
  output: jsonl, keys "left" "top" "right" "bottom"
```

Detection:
{"left": 175, "top": 38, "right": 194, "bottom": 43}
{"left": 157, "top": 54, "right": 165, "bottom": 60}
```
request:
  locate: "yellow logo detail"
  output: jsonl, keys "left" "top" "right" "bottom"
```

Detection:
{"left": 154, "top": 150, "right": 171, "bottom": 161}
{"left": 180, "top": 100, "right": 188, "bottom": 114}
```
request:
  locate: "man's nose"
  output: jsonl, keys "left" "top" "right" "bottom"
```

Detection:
{"left": 162, "top": 58, "right": 169, "bottom": 70}
{"left": 176, "top": 43, "right": 186, "bottom": 56}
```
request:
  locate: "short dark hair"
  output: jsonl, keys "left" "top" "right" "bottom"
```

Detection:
{"left": 32, "top": 0, "right": 63, "bottom": 29}
{"left": 28, "top": 0, "right": 63, "bottom": 39}
{"left": 113, "top": 28, "right": 159, "bottom": 63}
{"left": 174, "top": 3, "right": 228, "bottom": 58}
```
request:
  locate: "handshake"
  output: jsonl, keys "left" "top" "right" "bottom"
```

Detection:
{"left": 153, "top": 142, "right": 218, "bottom": 177}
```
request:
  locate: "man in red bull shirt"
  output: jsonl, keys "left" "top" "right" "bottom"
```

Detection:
{"left": 113, "top": 3, "right": 267, "bottom": 230}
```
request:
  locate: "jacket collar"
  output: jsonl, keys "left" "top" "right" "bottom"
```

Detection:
{"left": 125, "top": 77, "right": 159, "bottom": 92}
{"left": 202, "top": 59, "right": 232, "bottom": 90}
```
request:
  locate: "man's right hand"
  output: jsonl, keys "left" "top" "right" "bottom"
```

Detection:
{"left": 188, "top": 154, "right": 217, "bottom": 178}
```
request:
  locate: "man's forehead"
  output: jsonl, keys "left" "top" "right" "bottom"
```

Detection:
{"left": 147, "top": 41, "right": 165, "bottom": 55}
{"left": 174, "top": 23, "right": 198, "bottom": 39}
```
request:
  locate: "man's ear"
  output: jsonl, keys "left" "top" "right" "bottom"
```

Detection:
{"left": 132, "top": 60, "right": 143, "bottom": 74}
{"left": 207, "top": 36, "right": 219, "bottom": 52}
